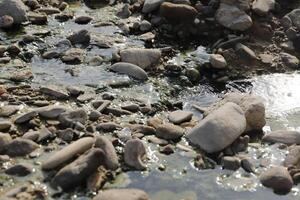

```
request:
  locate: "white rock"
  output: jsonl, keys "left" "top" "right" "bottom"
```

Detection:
{"left": 252, "top": 0, "right": 275, "bottom": 16}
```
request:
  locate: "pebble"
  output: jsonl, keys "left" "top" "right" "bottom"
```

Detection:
{"left": 124, "top": 139, "right": 147, "bottom": 170}
{"left": 5, "top": 164, "right": 32, "bottom": 176}
{"left": 93, "top": 188, "right": 149, "bottom": 200}
{"left": 210, "top": 54, "right": 227, "bottom": 69}
{"left": 156, "top": 123, "right": 184, "bottom": 140}
{"left": 0, "top": 133, "right": 12, "bottom": 154}
{"left": 0, "top": 120, "right": 12, "bottom": 131}
{"left": 14, "top": 111, "right": 38, "bottom": 124}
{"left": 221, "top": 156, "right": 241, "bottom": 171}
{"left": 75, "top": 16, "right": 93, "bottom": 24}
{"left": 110, "top": 62, "right": 148, "bottom": 81}
{"left": 5, "top": 138, "right": 39, "bottom": 157}
{"left": 96, "top": 122, "right": 122, "bottom": 132}
{"left": 168, "top": 110, "right": 193, "bottom": 124}
{"left": 67, "top": 29, "right": 91, "bottom": 45}
{"left": 40, "top": 85, "right": 69, "bottom": 99}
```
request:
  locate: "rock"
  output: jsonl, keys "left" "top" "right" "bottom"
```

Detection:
{"left": 92, "top": 100, "right": 111, "bottom": 112}
{"left": 42, "top": 137, "right": 94, "bottom": 170}
{"left": 142, "top": 0, "right": 164, "bottom": 13}
{"left": 96, "top": 122, "right": 122, "bottom": 132}
{"left": 110, "top": 62, "right": 148, "bottom": 81}
{"left": 252, "top": 0, "right": 275, "bottom": 16}
{"left": 58, "top": 109, "right": 87, "bottom": 127}
{"left": 156, "top": 123, "right": 184, "bottom": 140}
{"left": 121, "top": 104, "right": 140, "bottom": 112}
{"left": 216, "top": 3, "right": 252, "bottom": 31}
{"left": 187, "top": 102, "right": 246, "bottom": 153}
{"left": 168, "top": 110, "right": 193, "bottom": 125}
{"left": 0, "top": 133, "right": 12, "bottom": 154}
{"left": 283, "top": 145, "right": 300, "bottom": 167}
{"left": 284, "top": 9, "right": 300, "bottom": 30}
{"left": 36, "top": 7, "right": 60, "bottom": 15}
{"left": 57, "top": 128, "right": 74, "bottom": 142}
{"left": 221, "top": 156, "right": 241, "bottom": 170}
{"left": 235, "top": 43, "right": 258, "bottom": 61}
{"left": 263, "top": 130, "right": 300, "bottom": 145}
{"left": 160, "top": 2, "right": 198, "bottom": 22}
{"left": 75, "top": 16, "right": 93, "bottom": 24}
{"left": 117, "top": 4, "right": 131, "bottom": 19}
{"left": 93, "top": 189, "right": 149, "bottom": 200}
{"left": 89, "top": 110, "right": 101, "bottom": 121}
{"left": 0, "top": 120, "right": 12, "bottom": 131}
{"left": 27, "top": 13, "right": 47, "bottom": 24}
{"left": 210, "top": 54, "right": 227, "bottom": 69}
{"left": 280, "top": 53, "right": 299, "bottom": 69}
{"left": 159, "top": 144, "right": 175, "bottom": 155}
{"left": 40, "top": 86, "right": 69, "bottom": 99}
{"left": 0, "top": 0, "right": 27, "bottom": 24}
{"left": 38, "top": 105, "right": 66, "bottom": 119}
{"left": 36, "top": 127, "right": 54, "bottom": 142}
{"left": 67, "top": 29, "right": 91, "bottom": 45}
{"left": 103, "top": 107, "right": 132, "bottom": 117}
{"left": 61, "top": 48, "right": 84, "bottom": 64}
{"left": 0, "top": 15, "right": 14, "bottom": 28}
{"left": 42, "top": 50, "right": 60, "bottom": 59}
{"left": 120, "top": 48, "right": 161, "bottom": 69}
{"left": 22, "top": 130, "right": 39, "bottom": 141}
{"left": 5, "top": 138, "right": 39, "bottom": 157}
{"left": 15, "top": 111, "right": 38, "bottom": 124}
{"left": 140, "top": 20, "right": 152, "bottom": 32}
{"left": 0, "top": 105, "right": 19, "bottom": 117}
{"left": 130, "top": 124, "right": 156, "bottom": 135}
{"left": 52, "top": 148, "right": 105, "bottom": 190}
{"left": 94, "top": 136, "right": 119, "bottom": 170}
{"left": 5, "top": 164, "right": 32, "bottom": 176}
{"left": 240, "top": 157, "right": 255, "bottom": 173}
{"left": 124, "top": 139, "right": 147, "bottom": 170}
{"left": 260, "top": 166, "right": 293, "bottom": 193}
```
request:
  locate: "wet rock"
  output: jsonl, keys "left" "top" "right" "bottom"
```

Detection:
{"left": 121, "top": 104, "right": 140, "bottom": 112}
{"left": 38, "top": 105, "right": 66, "bottom": 119}
{"left": 252, "top": 0, "right": 274, "bottom": 16}
{"left": 0, "top": 120, "right": 12, "bottom": 131}
{"left": 159, "top": 144, "right": 175, "bottom": 155}
{"left": 5, "top": 138, "right": 39, "bottom": 157}
{"left": 0, "top": 133, "right": 12, "bottom": 154}
{"left": 15, "top": 111, "right": 38, "bottom": 124}
{"left": 89, "top": 110, "right": 101, "bottom": 121}
{"left": 221, "top": 156, "right": 241, "bottom": 170}
{"left": 59, "top": 109, "right": 87, "bottom": 127}
{"left": 42, "top": 137, "right": 94, "bottom": 170}
{"left": 283, "top": 145, "right": 300, "bottom": 167}
{"left": 117, "top": 4, "right": 131, "bottom": 19}
{"left": 61, "top": 48, "right": 84, "bottom": 64}
{"left": 104, "top": 107, "right": 132, "bottom": 116}
{"left": 5, "top": 164, "right": 32, "bottom": 176}
{"left": 75, "top": 16, "right": 93, "bottom": 24}
{"left": 187, "top": 102, "right": 246, "bottom": 153}
{"left": 168, "top": 110, "right": 193, "bottom": 125}
{"left": 124, "top": 139, "right": 147, "bottom": 170}
{"left": 263, "top": 130, "right": 300, "bottom": 145}
{"left": 52, "top": 148, "right": 105, "bottom": 190}
{"left": 280, "top": 53, "right": 299, "bottom": 69}
{"left": 142, "top": 0, "right": 164, "bottom": 13}
{"left": 110, "top": 62, "right": 148, "bottom": 81}
{"left": 96, "top": 122, "right": 122, "bottom": 132}
{"left": 42, "top": 50, "right": 60, "bottom": 59}
{"left": 0, "top": 106, "right": 19, "bottom": 117}
{"left": 36, "top": 7, "right": 60, "bottom": 15}
{"left": 140, "top": 20, "right": 152, "bottom": 32}
{"left": 40, "top": 85, "right": 69, "bottom": 99}
{"left": 284, "top": 9, "right": 300, "bottom": 30}
{"left": 36, "top": 127, "right": 53, "bottom": 142}
{"left": 156, "top": 123, "right": 184, "bottom": 140}
{"left": 260, "top": 166, "right": 293, "bottom": 193}
{"left": 235, "top": 43, "right": 258, "bottom": 61}
{"left": 240, "top": 157, "right": 255, "bottom": 173}
{"left": 93, "top": 188, "right": 149, "bottom": 200}
{"left": 120, "top": 48, "right": 161, "bottom": 69}
{"left": 27, "top": 13, "right": 47, "bottom": 24}
{"left": 131, "top": 124, "right": 156, "bottom": 135}
{"left": 57, "top": 128, "right": 74, "bottom": 142}
{"left": 67, "top": 29, "right": 91, "bottom": 45}
{"left": 94, "top": 136, "right": 119, "bottom": 170}
{"left": 216, "top": 3, "right": 252, "bottom": 31}
{"left": 0, "top": 0, "right": 27, "bottom": 24}
{"left": 66, "top": 86, "right": 84, "bottom": 96}
{"left": 210, "top": 54, "right": 227, "bottom": 69}
{"left": 160, "top": 2, "right": 198, "bottom": 22}
{"left": 0, "top": 15, "right": 14, "bottom": 28}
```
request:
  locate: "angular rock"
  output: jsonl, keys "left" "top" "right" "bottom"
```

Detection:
{"left": 110, "top": 62, "right": 148, "bottom": 81}
{"left": 260, "top": 166, "right": 293, "bottom": 193}
{"left": 221, "top": 156, "right": 241, "bottom": 170}
{"left": 67, "top": 29, "right": 91, "bottom": 45}
{"left": 0, "top": 0, "right": 27, "bottom": 24}
{"left": 58, "top": 109, "right": 87, "bottom": 127}
{"left": 120, "top": 48, "right": 161, "bottom": 69}
{"left": 93, "top": 189, "right": 149, "bottom": 200}
{"left": 5, "top": 138, "right": 39, "bottom": 157}
{"left": 160, "top": 2, "right": 198, "bottom": 22}
{"left": 156, "top": 123, "right": 184, "bottom": 140}
{"left": 187, "top": 102, "right": 246, "bottom": 153}
{"left": 124, "top": 139, "right": 147, "bottom": 170}
{"left": 42, "top": 137, "right": 95, "bottom": 170}
{"left": 52, "top": 148, "right": 105, "bottom": 190}
{"left": 216, "top": 3, "right": 252, "bottom": 31}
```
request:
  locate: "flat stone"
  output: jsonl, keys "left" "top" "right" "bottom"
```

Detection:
{"left": 0, "top": 105, "right": 19, "bottom": 117}
{"left": 263, "top": 130, "right": 300, "bottom": 145}
{"left": 168, "top": 110, "right": 193, "bottom": 124}
{"left": 0, "top": 120, "right": 12, "bottom": 131}
{"left": 38, "top": 105, "right": 66, "bottom": 119}
{"left": 93, "top": 189, "right": 149, "bottom": 200}
{"left": 5, "top": 138, "right": 39, "bottom": 157}
{"left": 14, "top": 111, "right": 38, "bottom": 124}
{"left": 124, "top": 139, "right": 147, "bottom": 170}
{"left": 156, "top": 123, "right": 184, "bottom": 140}
{"left": 160, "top": 2, "right": 198, "bottom": 22}
{"left": 142, "top": 0, "right": 164, "bottom": 13}
{"left": 110, "top": 62, "right": 148, "bottom": 81}
{"left": 5, "top": 164, "right": 32, "bottom": 176}
{"left": 40, "top": 86, "right": 69, "bottom": 99}
{"left": 0, "top": 133, "right": 12, "bottom": 154}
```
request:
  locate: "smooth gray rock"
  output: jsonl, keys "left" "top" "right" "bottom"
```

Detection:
{"left": 263, "top": 130, "right": 300, "bottom": 145}
{"left": 187, "top": 102, "right": 246, "bottom": 153}
{"left": 93, "top": 189, "right": 149, "bottom": 200}
{"left": 110, "top": 62, "right": 148, "bottom": 81}
{"left": 0, "top": 0, "right": 27, "bottom": 24}
{"left": 0, "top": 120, "right": 12, "bottom": 131}
{"left": 124, "top": 139, "right": 147, "bottom": 170}
{"left": 156, "top": 123, "right": 184, "bottom": 140}
{"left": 168, "top": 110, "right": 193, "bottom": 124}
{"left": 38, "top": 105, "right": 66, "bottom": 119}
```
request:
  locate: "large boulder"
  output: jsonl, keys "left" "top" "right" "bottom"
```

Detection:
{"left": 216, "top": 3, "right": 252, "bottom": 31}
{"left": 187, "top": 102, "right": 246, "bottom": 153}
{"left": 0, "top": 0, "right": 27, "bottom": 24}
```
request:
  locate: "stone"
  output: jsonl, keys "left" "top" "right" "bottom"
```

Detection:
{"left": 22, "top": 130, "right": 39, "bottom": 141}
{"left": 187, "top": 102, "right": 246, "bottom": 153}
{"left": 52, "top": 148, "right": 105, "bottom": 190}
{"left": 0, "top": 0, "right": 27, "bottom": 24}
{"left": 27, "top": 13, "right": 47, "bottom": 24}
{"left": 96, "top": 122, "right": 122, "bottom": 132}
{"left": 130, "top": 124, "right": 156, "bottom": 135}
{"left": 120, "top": 48, "right": 161, "bottom": 69}
{"left": 0, "top": 106, "right": 19, "bottom": 117}
{"left": 124, "top": 139, "right": 147, "bottom": 170}
{"left": 94, "top": 136, "right": 119, "bottom": 170}
{"left": 42, "top": 137, "right": 94, "bottom": 170}
{"left": 89, "top": 110, "right": 101, "bottom": 121}
{"left": 216, "top": 3, "right": 252, "bottom": 31}
{"left": 38, "top": 105, "right": 66, "bottom": 119}
{"left": 210, "top": 54, "right": 227, "bottom": 69}
{"left": 0, "top": 133, "right": 12, "bottom": 154}
{"left": 61, "top": 48, "right": 84, "bottom": 64}
{"left": 168, "top": 110, "right": 193, "bottom": 125}
{"left": 221, "top": 156, "right": 241, "bottom": 170}
{"left": 283, "top": 145, "right": 300, "bottom": 167}
{"left": 36, "top": 7, "right": 60, "bottom": 15}
{"left": 5, "top": 164, "right": 32, "bottom": 176}
{"left": 140, "top": 20, "right": 152, "bottom": 32}
{"left": 15, "top": 111, "right": 38, "bottom": 124}
{"left": 235, "top": 43, "right": 258, "bottom": 61}
{"left": 280, "top": 53, "right": 299, "bottom": 69}
{"left": 67, "top": 29, "right": 91, "bottom": 45}
{"left": 5, "top": 138, "right": 39, "bottom": 157}
{"left": 0, "top": 120, "right": 12, "bottom": 131}
{"left": 56, "top": 128, "right": 74, "bottom": 142}
{"left": 93, "top": 189, "right": 149, "bottom": 200}
{"left": 160, "top": 2, "right": 198, "bottom": 22}
{"left": 240, "top": 157, "right": 255, "bottom": 173}
{"left": 156, "top": 123, "right": 184, "bottom": 140}
{"left": 42, "top": 50, "right": 60, "bottom": 59}
{"left": 121, "top": 104, "right": 140, "bottom": 112}
{"left": 284, "top": 9, "right": 300, "bottom": 30}
{"left": 143, "top": 0, "right": 164, "bottom": 13}
{"left": 58, "top": 109, "right": 87, "bottom": 127}
{"left": 260, "top": 166, "right": 293, "bottom": 193}
{"left": 103, "top": 107, "right": 132, "bottom": 116}
{"left": 263, "top": 130, "right": 300, "bottom": 145}
{"left": 40, "top": 86, "right": 69, "bottom": 99}
{"left": 75, "top": 16, "right": 93, "bottom": 24}
{"left": 252, "top": 0, "right": 275, "bottom": 16}
{"left": 0, "top": 15, "right": 14, "bottom": 28}
{"left": 117, "top": 4, "right": 131, "bottom": 19}
{"left": 110, "top": 62, "right": 148, "bottom": 81}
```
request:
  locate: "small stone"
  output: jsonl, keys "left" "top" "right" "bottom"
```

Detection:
{"left": 159, "top": 144, "right": 175, "bottom": 155}
{"left": 0, "top": 120, "right": 12, "bottom": 131}
{"left": 5, "top": 164, "right": 32, "bottom": 176}
{"left": 124, "top": 139, "right": 147, "bottom": 170}
{"left": 117, "top": 4, "right": 131, "bottom": 19}
{"left": 0, "top": 133, "right": 12, "bottom": 154}
{"left": 121, "top": 104, "right": 140, "bottom": 112}
{"left": 110, "top": 62, "right": 148, "bottom": 81}
{"left": 139, "top": 20, "right": 152, "bottom": 32}
{"left": 5, "top": 138, "right": 39, "bottom": 157}
{"left": 58, "top": 109, "right": 87, "bottom": 127}
{"left": 160, "top": 2, "right": 198, "bottom": 22}
{"left": 75, "top": 16, "right": 93, "bottom": 24}
{"left": 235, "top": 43, "right": 258, "bottom": 61}
{"left": 96, "top": 122, "right": 122, "bottom": 132}
{"left": 252, "top": 0, "right": 275, "bottom": 16}
{"left": 280, "top": 53, "right": 299, "bottom": 69}
{"left": 221, "top": 156, "right": 241, "bottom": 170}
{"left": 67, "top": 29, "right": 91, "bottom": 45}
{"left": 168, "top": 110, "right": 193, "bottom": 124}
{"left": 210, "top": 54, "right": 227, "bottom": 69}
{"left": 89, "top": 110, "right": 101, "bottom": 121}
{"left": 0, "top": 15, "right": 14, "bottom": 28}
{"left": 38, "top": 105, "right": 66, "bottom": 119}
{"left": 40, "top": 85, "right": 69, "bottom": 99}
{"left": 93, "top": 189, "right": 149, "bottom": 200}
{"left": 156, "top": 123, "right": 184, "bottom": 140}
